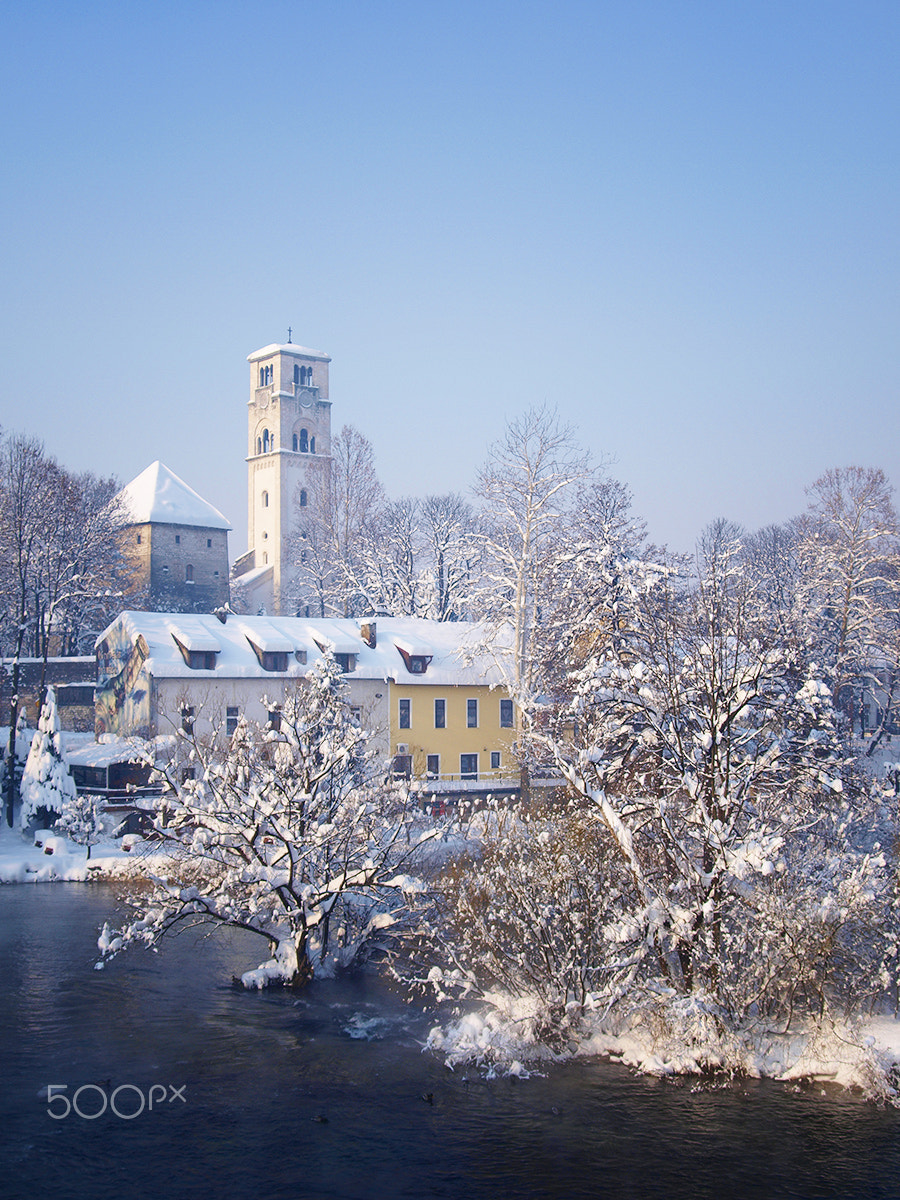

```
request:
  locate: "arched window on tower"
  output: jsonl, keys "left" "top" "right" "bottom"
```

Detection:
{"left": 310, "top": 436, "right": 315, "bottom": 454}
{"left": 256, "top": 437, "right": 262, "bottom": 455}
{"left": 185, "top": 564, "right": 194, "bottom": 583}
{"left": 293, "top": 364, "right": 300, "bottom": 385}
{"left": 300, "top": 489, "right": 308, "bottom": 507}
{"left": 262, "top": 490, "right": 269, "bottom": 507}
{"left": 292, "top": 433, "right": 298, "bottom": 451}
{"left": 299, "top": 428, "right": 309, "bottom": 453}
{"left": 262, "top": 429, "right": 270, "bottom": 453}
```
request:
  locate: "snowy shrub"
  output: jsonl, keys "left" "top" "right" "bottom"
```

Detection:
{"left": 401, "top": 799, "right": 632, "bottom": 1035}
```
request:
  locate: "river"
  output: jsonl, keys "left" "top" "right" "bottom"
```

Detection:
{"left": 1, "top": 884, "right": 899, "bottom": 1200}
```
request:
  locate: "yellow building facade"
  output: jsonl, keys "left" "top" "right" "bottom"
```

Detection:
{"left": 389, "top": 682, "right": 517, "bottom": 788}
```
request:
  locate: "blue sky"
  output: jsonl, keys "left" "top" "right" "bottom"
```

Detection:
{"left": 2, "top": 0, "right": 897, "bottom": 554}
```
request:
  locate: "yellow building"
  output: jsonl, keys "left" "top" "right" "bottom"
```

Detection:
{"left": 390, "top": 681, "right": 518, "bottom": 792}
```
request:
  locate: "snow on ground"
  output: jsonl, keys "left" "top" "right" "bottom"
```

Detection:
{"left": 0, "top": 818, "right": 163, "bottom": 883}
{"left": 426, "top": 989, "right": 900, "bottom": 1101}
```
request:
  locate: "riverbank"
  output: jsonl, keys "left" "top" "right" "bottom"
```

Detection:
{"left": 0, "top": 820, "right": 156, "bottom": 883}
{"left": 4, "top": 817, "right": 900, "bottom": 1104}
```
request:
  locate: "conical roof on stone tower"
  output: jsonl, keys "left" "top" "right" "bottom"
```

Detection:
{"left": 117, "top": 461, "right": 232, "bottom": 530}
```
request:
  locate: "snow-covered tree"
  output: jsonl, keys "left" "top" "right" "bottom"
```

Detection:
{"left": 56, "top": 789, "right": 103, "bottom": 859}
{"left": 19, "top": 687, "right": 78, "bottom": 832}
{"left": 419, "top": 492, "right": 480, "bottom": 621}
{"left": 796, "top": 466, "right": 899, "bottom": 713}
{"left": 538, "top": 529, "right": 897, "bottom": 1022}
{"left": 99, "top": 655, "right": 433, "bottom": 988}
{"left": 473, "top": 404, "right": 593, "bottom": 698}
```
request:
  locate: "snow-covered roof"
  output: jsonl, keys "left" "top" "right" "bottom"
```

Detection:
{"left": 235, "top": 619, "right": 294, "bottom": 655}
{"left": 166, "top": 617, "right": 222, "bottom": 655}
{"left": 96, "top": 612, "right": 511, "bottom": 687}
{"left": 117, "top": 462, "right": 232, "bottom": 531}
{"left": 247, "top": 343, "right": 331, "bottom": 363}
{"left": 393, "top": 636, "right": 434, "bottom": 657}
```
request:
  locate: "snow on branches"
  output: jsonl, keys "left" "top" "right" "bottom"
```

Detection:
{"left": 98, "top": 654, "right": 436, "bottom": 988}
{"left": 19, "top": 687, "right": 78, "bottom": 832}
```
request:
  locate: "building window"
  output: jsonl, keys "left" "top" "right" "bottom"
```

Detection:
{"left": 181, "top": 705, "right": 195, "bottom": 733}
{"left": 299, "top": 428, "right": 309, "bottom": 453}
{"left": 207, "top": 538, "right": 212, "bottom": 548}
{"left": 500, "top": 698, "right": 514, "bottom": 728}
{"left": 460, "top": 753, "right": 478, "bottom": 781}
{"left": 310, "top": 436, "right": 316, "bottom": 454}
{"left": 161, "top": 565, "right": 169, "bottom": 573}
{"left": 262, "top": 429, "right": 270, "bottom": 453}
{"left": 185, "top": 564, "right": 194, "bottom": 583}
{"left": 214, "top": 570, "right": 219, "bottom": 577}
{"left": 399, "top": 699, "right": 411, "bottom": 729}
{"left": 266, "top": 706, "right": 282, "bottom": 732}
{"left": 300, "top": 489, "right": 307, "bottom": 507}
{"left": 434, "top": 698, "right": 446, "bottom": 729}
{"left": 257, "top": 437, "right": 262, "bottom": 454}
{"left": 226, "top": 706, "right": 239, "bottom": 736}
{"left": 426, "top": 754, "right": 439, "bottom": 779}
{"left": 259, "top": 364, "right": 273, "bottom": 387}
{"left": 175, "top": 534, "right": 181, "bottom": 545}
{"left": 392, "top": 754, "right": 412, "bottom": 779}
{"left": 292, "top": 434, "right": 298, "bottom": 451}
{"left": 351, "top": 706, "right": 362, "bottom": 727}
{"left": 334, "top": 653, "right": 354, "bottom": 673}
{"left": 490, "top": 751, "right": 501, "bottom": 770}
{"left": 467, "top": 698, "right": 478, "bottom": 728}
{"left": 136, "top": 533, "right": 141, "bottom": 545}
{"left": 181, "top": 766, "right": 196, "bottom": 783}
{"left": 295, "top": 650, "right": 307, "bottom": 664}
{"left": 293, "top": 364, "right": 300, "bottom": 385}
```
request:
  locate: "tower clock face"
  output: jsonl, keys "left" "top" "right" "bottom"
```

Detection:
{"left": 299, "top": 388, "right": 313, "bottom": 408}
{"left": 258, "top": 391, "right": 269, "bottom": 409}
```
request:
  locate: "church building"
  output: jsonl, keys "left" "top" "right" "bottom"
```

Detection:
{"left": 231, "top": 338, "right": 333, "bottom": 615}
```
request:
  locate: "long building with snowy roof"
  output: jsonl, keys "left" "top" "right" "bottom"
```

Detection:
{"left": 95, "top": 611, "right": 520, "bottom": 795}
{"left": 117, "top": 461, "right": 232, "bottom": 614}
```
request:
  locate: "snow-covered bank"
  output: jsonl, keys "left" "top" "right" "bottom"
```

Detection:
{"left": 0, "top": 821, "right": 162, "bottom": 884}
{"left": 425, "top": 989, "right": 900, "bottom": 1103}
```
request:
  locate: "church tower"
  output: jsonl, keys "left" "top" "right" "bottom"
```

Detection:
{"left": 233, "top": 339, "right": 332, "bottom": 614}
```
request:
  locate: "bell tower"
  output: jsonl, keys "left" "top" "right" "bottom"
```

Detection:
{"left": 236, "top": 338, "right": 332, "bottom": 614}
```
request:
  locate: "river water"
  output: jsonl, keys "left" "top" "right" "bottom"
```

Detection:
{"left": 1, "top": 885, "right": 899, "bottom": 1200}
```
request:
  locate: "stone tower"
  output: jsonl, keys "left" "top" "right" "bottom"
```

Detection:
{"left": 232, "top": 340, "right": 332, "bottom": 614}
{"left": 118, "top": 461, "right": 231, "bottom": 613}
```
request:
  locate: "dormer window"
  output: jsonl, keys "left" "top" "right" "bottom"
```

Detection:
{"left": 312, "top": 637, "right": 357, "bottom": 673}
{"left": 249, "top": 645, "right": 288, "bottom": 672}
{"left": 394, "top": 644, "right": 433, "bottom": 675}
{"left": 172, "top": 636, "right": 217, "bottom": 671}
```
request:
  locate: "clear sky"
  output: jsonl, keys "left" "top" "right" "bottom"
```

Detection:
{"left": 2, "top": 0, "right": 897, "bottom": 555}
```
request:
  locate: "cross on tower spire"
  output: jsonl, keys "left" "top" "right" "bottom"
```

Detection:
{"left": 287, "top": 327, "right": 292, "bottom": 343}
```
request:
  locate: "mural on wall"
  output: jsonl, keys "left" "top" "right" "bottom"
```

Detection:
{"left": 95, "top": 628, "right": 152, "bottom": 738}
